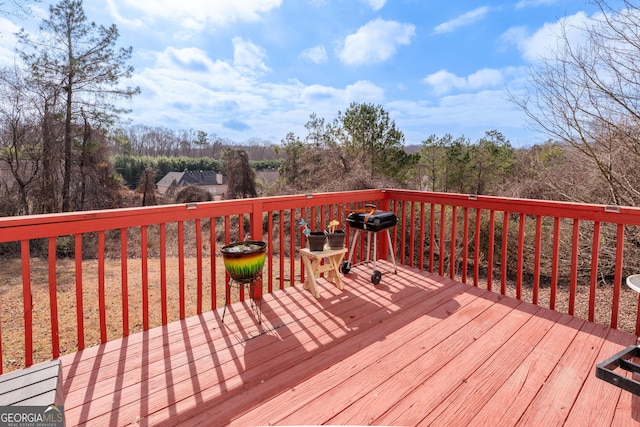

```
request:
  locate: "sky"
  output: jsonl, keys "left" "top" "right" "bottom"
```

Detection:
{"left": 0, "top": 0, "right": 606, "bottom": 148}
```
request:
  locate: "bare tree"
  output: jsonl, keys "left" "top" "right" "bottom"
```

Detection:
{"left": 0, "top": 67, "right": 42, "bottom": 215}
{"left": 17, "top": 0, "right": 139, "bottom": 212}
{"left": 513, "top": 0, "right": 640, "bottom": 206}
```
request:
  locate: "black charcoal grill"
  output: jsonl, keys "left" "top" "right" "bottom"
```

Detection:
{"left": 340, "top": 204, "right": 398, "bottom": 284}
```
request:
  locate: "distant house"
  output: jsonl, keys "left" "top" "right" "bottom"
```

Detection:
{"left": 156, "top": 171, "right": 227, "bottom": 199}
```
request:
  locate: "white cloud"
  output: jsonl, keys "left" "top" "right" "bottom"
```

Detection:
{"left": 300, "top": 45, "right": 328, "bottom": 64}
{"left": 338, "top": 18, "right": 415, "bottom": 66}
{"left": 423, "top": 68, "right": 504, "bottom": 95}
{"left": 300, "top": 80, "right": 384, "bottom": 104}
{"left": 516, "top": 0, "right": 560, "bottom": 9}
{"left": 106, "top": 0, "right": 144, "bottom": 28}
{"left": 150, "top": 47, "right": 249, "bottom": 91}
{"left": 233, "top": 37, "right": 269, "bottom": 73}
{"left": 120, "top": 0, "right": 282, "bottom": 30}
{"left": 433, "top": 6, "right": 490, "bottom": 34}
{"left": 0, "top": 17, "right": 21, "bottom": 66}
{"left": 301, "top": 84, "right": 340, "bottom": 102}
{"left": 423, "top": 70, "right": 466, "bottom": 95}
{"left": 499, "top": 26, "right": 529, "bottom": 52}
{"left": 506, "top": 11, "right": 594, "bottom": 62}
{"left": 468, "top": 68, "right": 504, "bottom": 88}
{"left": 345, "top": 80, "right": 385, "bottom": 102}
{"left": 362, "top": 0, "right": 386, "bottom": 11}
{"left": 387, "top": 89, "right": 532, "bottom": 145}
{"left": 159, "top": 47, "right": 209, "bottom": 69}
{"left": 129, "top": 39, "right": 386, "bottom": 141}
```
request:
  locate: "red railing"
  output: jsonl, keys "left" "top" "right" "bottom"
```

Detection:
{"left": 386, "top": 190, "right": 640, "bottom": 334}
{"left": 1, "top": 189, "right": 640, "bottom": 373}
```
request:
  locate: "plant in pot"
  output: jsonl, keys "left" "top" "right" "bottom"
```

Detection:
{"left": 220, "top": 240, "right": 266, "bottom": 323}
{"left": 220, "top": 240, "right": 266, "bottom": 282}
{"left": 326, "top": 220, "right": 346, "bottom": 249}
{"left": 299, "top": 219, "right": 326, "bottom": 251}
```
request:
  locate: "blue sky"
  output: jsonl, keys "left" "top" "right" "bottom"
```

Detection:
{"left": 0, "top": 0, "right": 604, "bottom": 147}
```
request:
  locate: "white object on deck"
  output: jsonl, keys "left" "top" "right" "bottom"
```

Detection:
{"left": 626, "top": 274, "right": 640, "bottom": 293}
{"left": 0, "top": 359, "right": 63, "bottom": 406}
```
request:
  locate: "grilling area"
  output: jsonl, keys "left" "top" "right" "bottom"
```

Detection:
{"left": 3, "top": 189, "right": 640, "bottom": 425}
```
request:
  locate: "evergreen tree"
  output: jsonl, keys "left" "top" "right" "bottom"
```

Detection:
{"left": 224, "top": 149, "right": 258, "bottom": 199}
{"left": 335, "top": 102, "right": 409, "bottom": 181}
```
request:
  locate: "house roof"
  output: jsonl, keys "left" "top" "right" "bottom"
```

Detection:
{"left": 156, "top": 171, "right": 225, "bottom": 187}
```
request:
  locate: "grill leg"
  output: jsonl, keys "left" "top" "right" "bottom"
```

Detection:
{"left": 385, "top": 229, "right": 397, "bottom": 274}
{"left": 347, "top": 229, "right": 361, "bottom": 265}
{"left": 371, "top": 230, "right": 377, "bottom": 272}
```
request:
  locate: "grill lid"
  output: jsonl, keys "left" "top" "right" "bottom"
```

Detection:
{"left": 347, "top": 210, "right": 397, "bottom": 232}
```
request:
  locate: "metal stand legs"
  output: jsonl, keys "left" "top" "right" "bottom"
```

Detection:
{"left": 221, "top": 276, "right": 262, "bottom": 324}
{"left": 341, "top": 228, "right": 397, "bottom": 285}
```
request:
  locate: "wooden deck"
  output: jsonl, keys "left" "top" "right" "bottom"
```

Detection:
{"left": 59, "top": 261, "right": 640, "bottom": 426}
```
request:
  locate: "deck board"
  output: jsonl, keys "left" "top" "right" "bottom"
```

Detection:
{"left": 227, "top": 280, "right": 473, "bottom": 427}
{"left": 373, "top": 297, "right": 534, "bottom": 426}
{"left": 328, "top": 291, "right": 513, "bottom": 426}
{"left": 148, "top": 273, "right": 456, "bottom": 426}
{"left": 468, "top": 313, "right": 585, "bottom": 425}
{"left": 421, "top": 303, "right": 552, "bottom": 427}
{"left": 566, "top": 327, "right": 632, "bottom": 426}
{"left": 59, "top": 262, "right": 640, "bottom": 426}
{"left": 249, "top": 282, "right": 480, "bottom": 427}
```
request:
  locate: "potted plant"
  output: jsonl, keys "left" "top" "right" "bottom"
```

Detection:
{"left": 326, "top": 219, "right": 346, "bottom": 249}
{"left": 300, "top": 219, "right": 326, "bottom": 251}
{"left": 220, "top": 240, "right": 266, "bottom": 281}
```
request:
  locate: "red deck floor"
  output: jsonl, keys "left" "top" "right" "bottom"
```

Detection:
{"left": 60, "top": 261, "right": 640, "bottom": 426}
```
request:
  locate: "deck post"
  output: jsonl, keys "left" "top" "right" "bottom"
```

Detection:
{"left": 250, "top": 200, "right": 265, "bottom": 299}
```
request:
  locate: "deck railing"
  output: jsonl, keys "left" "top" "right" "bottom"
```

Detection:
{"left": 387, "top": 190, "right": 640, "bottom": 333}
{"left": 1, "top": 189, "right": 640, "bottom": 373}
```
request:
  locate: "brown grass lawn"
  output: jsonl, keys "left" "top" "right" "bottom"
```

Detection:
{"left": 0, "top": 256, "right": 638, "bottom": 373}
{"left": 486, "top": 276, "right": 640, "bottom": 339}
{"left": 0, "top": 256, "right": 300, "bottom": 373}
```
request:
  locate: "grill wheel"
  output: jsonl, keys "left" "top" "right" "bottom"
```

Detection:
{"left": 371, "top": 270, "right": 382, "bottom": 285}
{"left": 340, "top": 261, "right": 352, "bottom": 274}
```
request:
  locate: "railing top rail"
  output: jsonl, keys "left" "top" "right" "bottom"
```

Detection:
{"left": 4, "top": 188, "right": 640, "bottom": 243}
{"left": 386, "top": 189, "right": 640, "bottom": 226}
{"left": 0, "top": 189, "right": 386, "bottom": 242}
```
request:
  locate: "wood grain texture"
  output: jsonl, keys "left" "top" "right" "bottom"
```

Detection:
{"left": 58, "top": 261, "right": 640, "bottom": 426}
